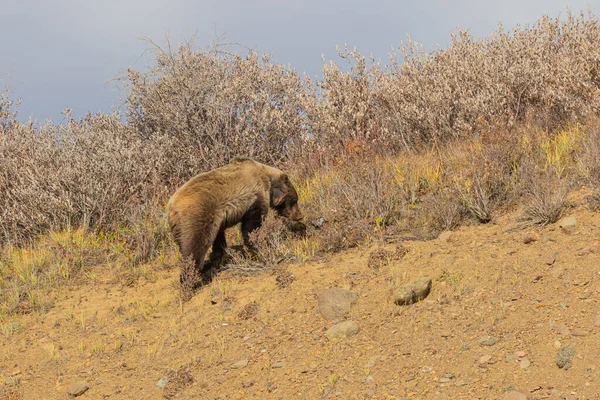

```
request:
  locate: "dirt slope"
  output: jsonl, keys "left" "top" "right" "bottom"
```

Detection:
{"left": 2, "top": 202, "right": 600, "bottom": 400}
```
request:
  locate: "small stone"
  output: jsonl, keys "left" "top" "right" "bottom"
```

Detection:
{"left": 514, "top": 351, "right": 526, "bottom": 358}
{"left": 5, "top": 376, "right": 20, "bottom": 386}
{"left": 572, "top": 330, "right": 589, "bottom": 337}
{"left": 505, "top": 353, "right": 517, "bottom": 362}
{"left": 544, "top": 255, "right": 556, "bottom": 265}
{"left": 556, "top": 344, "right": 576, "bottom": 370}
{"left": 523, "top": 232, "right": 540, "bottom": 244}
{"left": 479, "top": 336, "right": 498, "bottom": 346}
{"left": 454, "top": 380, "right": 466, "bottom": 387}
{"left": 156, "top": 377, "right": 169, "bottom": 388}
{"left": 557, "top": 216, "right": 577, "bottom": 234}
{"left": 594, "top": 317, "right": 600, "bottom": 327}
{"left": 365, "top": 375, "right": 374, "bottom": 384}
{"left": 439, "top": 231, "right": 453, "bottom": 243}
{"left": 503, "top": 390, "right": 529, "bottom": 400}
{"left": 271, "top": 360, "right": 286, "bottom": 369}
{"left": 325, "top": 320, "right": 360, "bottom": 340}
{"left": 439, "top": 377, "right": 451, "bottom": 383}
{"left": 557, "top": 325, "right": 570, "bottom": 335}
{"left": 317, "top": 288, "right": 358, "bottom": 321}
{"left": 479, "top": 354, "right": 492, "bottom": 365}
{"left": 393, "top": 276, "right": 432, "bottom": 306}
{"left": 67, "top": 381, "right": 89, "bottom": 397}
{"left": 554, "top": 340, "right": 562, "bottom": 349}
{"left": 519, "top": 358, "right": 531, "bottom": 369}
{"left": 230, "top": 359, "right": 249, "bottom": 369}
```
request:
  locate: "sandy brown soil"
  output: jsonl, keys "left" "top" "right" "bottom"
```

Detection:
{"left": 2, "top": 199, "right": 600, "bottom": 400}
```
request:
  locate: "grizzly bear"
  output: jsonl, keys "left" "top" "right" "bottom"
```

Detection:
{"left": 167, "top": 157, "right": 304, "bottom": 283}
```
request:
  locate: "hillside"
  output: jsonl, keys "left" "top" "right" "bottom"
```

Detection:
{"left": 2, "top": 190, "right": 600, "bottom": 400}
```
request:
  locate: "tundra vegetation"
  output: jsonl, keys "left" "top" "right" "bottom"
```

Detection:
{"left": 2, "top": 9, "right": 600, "bottom": 314}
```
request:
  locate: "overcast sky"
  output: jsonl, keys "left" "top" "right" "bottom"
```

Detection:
{"left": 1, "top": 0, "right": 597, "bottom": 123}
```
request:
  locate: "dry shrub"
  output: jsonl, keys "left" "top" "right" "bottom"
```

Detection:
{"left": 177, "top": 255, "right": 200, "bottom": 303}
{"left": 125, "top": 39, "right": 306, "bottom": 168}
{"left": 275, "top": 268, "right": 295, "bottom": 288}
{"left": 163, "top": 364, "right": 194, "bottom": 399}
{"left": 580, "top": 125, "right": 600, "bottom": 209}
{"left": 520, "top": 169, "right": 570, "bottom": 226}
{"left": 302, "top": 46, "right": 390, "bottom": 153}
{"left": 367, "top": 244, "right": 408, "bottom": 270}
{"left": 451, "top": 132, "right": 523, "bottom": 223}
{"left": 0, "top": 110, "right": 164, "bottom": 245}
{"left": 302, "top": 10, "right": 600, "bottom": 153}
{"left": 223, "top": 213, "right": 294, "bottom": 276}
{"left": 125, "top": 205, "right": 171, "bottom": 266}
{"left": 374, "top": 10, "right": 600, "bottom": 148}
{"left": 237, "top": 301, "right": 260, "bottom": 320}
{"left": 421, "top": 188, "right": 466, "bottom": 234}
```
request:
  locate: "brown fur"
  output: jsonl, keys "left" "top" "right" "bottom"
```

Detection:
{"left": 167, "top": 157, "right": 303, "bottom": 282}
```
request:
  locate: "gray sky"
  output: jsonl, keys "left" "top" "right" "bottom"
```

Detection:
{"left": 1, "top": 0, "right": 597, "bottom": 123}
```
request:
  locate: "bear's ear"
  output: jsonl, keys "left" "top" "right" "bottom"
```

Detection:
{"left": 271, "top": 175, "right": 288, "bottom": 207}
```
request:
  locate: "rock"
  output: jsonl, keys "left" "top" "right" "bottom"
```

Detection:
{"left": 325, "top": 320, "right": 360, "bottom": 340}
{"left": 571, "top": 330, "right": 589, "bottom": 337}
{"left": 557, "top": 216, "right": 577, "bottom": 234}
{"left": 454, "top": 380, "right": 466, "bottom": 387}
{"left": 317, "top": 288, "right": 358, "bottom": 321}
{"left": 519, "top": 358, "right": 531, "bottom": 369}
{"left": 5, "top": 376, "right": 20, "bottom": 386}
{"left": 439, "top": 231, "right": 453, "bottom": 242}
{"left": 544, "top": 255, "right": 556, "bottom": 265}
{"left": 556, "top": 345, "right": 576, "bottom": 370}
{"left": 271, "top": 360, "right": 286, "bottom": 369}
{"left": 393, "top": 276, "right": 432, "bottom": 306}
{"left": 523, "top": 232, "right": 540, "bottom": 244}
{"left": 479, "top": 354, "right": 492, "bottom": 365}
{"left": 67, "top": 381, "right": 89, "bottom": 397}
{"left": 514, "top": 351, "right": 526, "bottom": 358}
{"left": 479, "top": 336, "right": 498, "bottom": 346}
{"left": 594, "top": 317, "right": 600, "bottom": 327}
{"left": 503, "top": 390, "right": 529, "bottom": 400}
{"left": 311, "top": 216, "right": 326, "bottom": 229}
{"left": 156, "top": 377, "right": 169, "bottom": 388}
{"left": 439, "top": 377, "right": 451, "bottom": 383}
{"left": 557, "top": 325, "right": 570, "bottom": 335}
{"left": 230, "top": 359, "right": 249, "bottom": 369}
